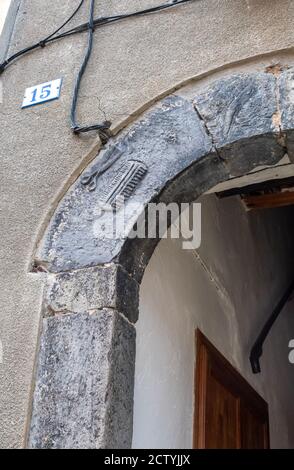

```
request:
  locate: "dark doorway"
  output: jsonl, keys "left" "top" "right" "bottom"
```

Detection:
{"left": 194, "top": 330, "right": 270, "bottom": 449}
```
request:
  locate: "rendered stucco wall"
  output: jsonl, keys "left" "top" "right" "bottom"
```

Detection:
{"left": 134, "top": 195, "right": 294, "bottom": 449}
{"left": 2, "top": 0, "right": 294, "bottom": 448}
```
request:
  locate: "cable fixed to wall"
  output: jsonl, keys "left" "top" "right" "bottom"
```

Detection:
{"left": 0, "top": 0, "right": 195, "bottom": 138}
{"left": 70, "top": 0, "right": 111, "bottom": 136}
{"left": 250, "top": 279, "right": 294, "bottom": 374}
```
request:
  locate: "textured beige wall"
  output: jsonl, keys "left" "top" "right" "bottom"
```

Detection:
{"left": 1, "top": 0, "right": 294, "bottom": 448}
{"left": 135, "top": 196, "right": 294, "bottom": 449}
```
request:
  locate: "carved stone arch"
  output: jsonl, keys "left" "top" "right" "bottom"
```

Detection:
{"left": 28, "top": 69, "right": 294, "bottom": 448}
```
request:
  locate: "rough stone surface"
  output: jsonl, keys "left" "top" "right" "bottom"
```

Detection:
{"left": 194, "top": 73, "right": 278, "bottom": 145}
{"left": 45, "top": 264, "right": 139, "bottom": 323}
{"left": 279, "top": 67, "right": 294, "bottom": 162}
{"left": 194, "top": 73, "right": 286, "bottom": 176}
{"left": 38, "top": 95, "right": 212, "bottom": 272}
{"left": 102, "top": 312, "right": 137, "bottom": 449}
{"left": 29, "top": 309, "right": 136, "bottom": 449}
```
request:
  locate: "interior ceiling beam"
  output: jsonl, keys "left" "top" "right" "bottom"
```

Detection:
{"left": 243, "top": 190, "right": 294, "bottom": 210}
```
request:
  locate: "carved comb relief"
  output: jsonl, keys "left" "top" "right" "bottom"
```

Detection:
{"left": 98, "top": 160, "right": 148, "bottom": 209}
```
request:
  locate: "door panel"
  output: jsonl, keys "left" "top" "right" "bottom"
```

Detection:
{"left": 194, "top": 330, "right": 270, "bottom": 449}
{"left": 240, "top": 403, "right": 269, "bottom": 449}
{"left": 206, "top": 373, "right": 240, "bottom": 449}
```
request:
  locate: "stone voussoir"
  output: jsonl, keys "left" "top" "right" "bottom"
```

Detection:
{"left": 194, "top": 72, "right": 286, "bottom": 176}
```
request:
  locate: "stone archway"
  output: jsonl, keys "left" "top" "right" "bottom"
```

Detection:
{"left": 28, "top": 69, "right": 294, "bottom": 449}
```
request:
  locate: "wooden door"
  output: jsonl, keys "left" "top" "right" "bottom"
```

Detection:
{"left": 194, "top": 330, "right": 270, "bottom": 449}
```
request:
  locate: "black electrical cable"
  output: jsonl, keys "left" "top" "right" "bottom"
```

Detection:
{"left": 70, "top": 0, "right": 111, "bottom": 135}
{"left": 41, "top": 0, "right": 85, "bottom": 45}
{"left": 56, "top": 0, "right": 195, "bottom": 39}
{"left": 0, "top": 0, "right": 195, "bottom": 136}
{"left": 0, "top": 0, "right": 194, "bottom": 73}
{"left": 0, "top": 1, "right": 85, "bottom": 72}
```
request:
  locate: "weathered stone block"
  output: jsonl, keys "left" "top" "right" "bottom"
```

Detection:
{"left": 194, "top": 73, "right": 285, "bottom": 176}
{"left": 28, "top": 309, "right": 136, "bottom": 449}
{"left": 279, "top": 67, "right": 294, "bottom": 162}
{"left": 45, "top": 264, "right": 139, "bottom": 323}
{"left": 194, "top": 73, "right": 277, "bottom": 146}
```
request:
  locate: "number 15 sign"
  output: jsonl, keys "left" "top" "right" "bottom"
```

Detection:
{"left": 22, "top": 78, "right": 62, "bottom": 109}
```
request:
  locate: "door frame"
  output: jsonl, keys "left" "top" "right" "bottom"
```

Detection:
{"left": 193, "top": 330, "right": 270, "bottom": 449}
